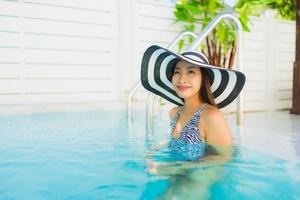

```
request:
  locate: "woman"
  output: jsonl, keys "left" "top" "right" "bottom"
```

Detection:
{"left": 140, "top": 45, "right": 246, "bottom": 199}
{"left": 141, "top": 44, "right": 245, "bottom": 159}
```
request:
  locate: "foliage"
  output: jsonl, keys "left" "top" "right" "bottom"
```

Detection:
{"left": 173, "top": 0, "right": 296, "bottom": 69}
{"left": 268, "top": 0, "right": 296, "bottom": 20}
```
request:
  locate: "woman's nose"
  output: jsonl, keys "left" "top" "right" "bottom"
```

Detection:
{"left": 178, "top": 74, "right": 187, "bottom": 83}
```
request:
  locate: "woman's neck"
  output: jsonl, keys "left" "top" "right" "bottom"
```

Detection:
{"left": 183, "top": 95, "right": 205, "bottom": 113}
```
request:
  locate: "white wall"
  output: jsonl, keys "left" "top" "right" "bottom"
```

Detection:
{"left": 0, "top": 0, "right": 119, "bottom": 105}
{"left": 242, "top": 14, "right": 295, "bottom": 112}
{"left": 273, "top": 20, "right": 295, "bottom": 110}
{"left": 0, "top": 0, "right": 296, "bottom": 112}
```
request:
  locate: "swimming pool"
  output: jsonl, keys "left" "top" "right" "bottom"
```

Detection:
{"left": 0, "top": 109, "right": 299, "bottom": 199}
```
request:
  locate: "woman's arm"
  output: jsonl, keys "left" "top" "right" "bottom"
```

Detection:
{"left": 147, "top": 145, "right": 233, "bottom": 175}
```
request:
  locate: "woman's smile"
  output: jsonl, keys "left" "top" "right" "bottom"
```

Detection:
{"left": 176, "top": 85, "right": 192, "bottom": 92}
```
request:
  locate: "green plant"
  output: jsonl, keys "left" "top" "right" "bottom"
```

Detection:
{"left": 173, "top": 0, "right": 295, "bottom": 69}
{"left": 268, "top": 0, "right": 296, "bottom": 20}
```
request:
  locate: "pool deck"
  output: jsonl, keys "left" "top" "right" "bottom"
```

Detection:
{"left": 225, "top": 111, "right": 300, "bottom": 162}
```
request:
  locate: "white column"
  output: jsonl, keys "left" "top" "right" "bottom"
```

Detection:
{"left": 118, "top": 0, "right": 135, "bottom": 101}
{"left": 265, "top": 10, "right": 276, "bottom": 111}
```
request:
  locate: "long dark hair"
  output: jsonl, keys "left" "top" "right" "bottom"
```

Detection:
{"left": 200, "top": 69, "right": 217, "bottom": 107}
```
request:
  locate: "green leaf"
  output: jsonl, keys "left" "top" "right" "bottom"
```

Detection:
{"left": 178, "top": 39, "right": 184, "bottom": 52}
{"left": 200, "top": 44, "right": 206, "bottom": 51}
{"left": 239, "top": 16, "right": 251, "bottom": 32}
{"left": 188, "top": 35, "right": 194, "bottom": 44}
{"left": 185, "top": 24, "right": 195, "bottom": 32}
{"left": 174, "top": 10, "right": 187, "bottom": 21}
{"left": 182, "top": 4, "right": 201, "bottom": 14}
{"left": 183, "top": 9, "right": 196, "bottom": 23}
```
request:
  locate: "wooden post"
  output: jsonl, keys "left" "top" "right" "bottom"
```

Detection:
{"left": 290, "top": 0, "right": 300, "bottom": 114}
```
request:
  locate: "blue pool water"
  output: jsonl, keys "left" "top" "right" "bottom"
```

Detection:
{"left": 0, "top": 110, "right": 299, "bottom": 199}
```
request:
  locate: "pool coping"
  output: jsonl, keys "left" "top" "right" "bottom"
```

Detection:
{"left": 0, "top": 101, "right": 127, "bottom": 116}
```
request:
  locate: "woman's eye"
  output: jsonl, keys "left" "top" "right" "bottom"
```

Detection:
{"left": 188, "top": 70, "right": 195, "bottom": 74}
{"left": 173, "top": 71, "right": 179, "bottom": 74}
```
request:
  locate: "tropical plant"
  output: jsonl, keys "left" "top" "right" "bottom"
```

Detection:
{"left": 173, "top": 0, "right": 296, "bottom": 69}
{"left": 268, "top": 0, "right": 296, "bottom": 20}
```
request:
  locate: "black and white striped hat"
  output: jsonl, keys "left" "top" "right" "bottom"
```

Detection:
{"left": 141, "top": 45, "right": 246, "bottom": 108}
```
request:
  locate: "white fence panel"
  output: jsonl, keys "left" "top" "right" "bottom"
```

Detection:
{"left": 0, "top": 0, "right": 119, "bottom": 106}
{"left": 274, "top": 20, "right": 295, "bottom": 110}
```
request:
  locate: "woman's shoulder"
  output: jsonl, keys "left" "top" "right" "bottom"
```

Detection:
{"left": 200, "top": 104, "right": 232, "bottom": 145}
{"left": 201, "top": 104, "right": 225, "bottom": 124}
{"left": 168, "top": 106, "right": 182, "bottom": 119}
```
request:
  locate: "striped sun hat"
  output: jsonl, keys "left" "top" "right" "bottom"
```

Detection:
{"left": 140, "top": 45, "right": 246, "bottom": 108}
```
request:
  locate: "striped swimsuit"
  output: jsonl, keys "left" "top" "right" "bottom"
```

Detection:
{"left": 167, "top": 104, "right": 207, "bottom": 161}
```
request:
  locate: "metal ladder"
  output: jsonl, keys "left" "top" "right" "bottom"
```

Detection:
{"left": 127, "top": 12, "right": 244, "bottom": 134}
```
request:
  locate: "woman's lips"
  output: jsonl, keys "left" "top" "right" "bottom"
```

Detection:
{"left": 177, "top": 85, "right": 191, "bottom": 91}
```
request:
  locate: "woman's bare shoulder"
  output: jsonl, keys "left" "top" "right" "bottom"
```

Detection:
{"left": 200, "top": 104, "right": 232, "bottom": 145}
{"left": 168, "top": 106, "right": 181, "bottom": 119}
{"left": 201, "top": 105, "right": 224, "bottom": 123}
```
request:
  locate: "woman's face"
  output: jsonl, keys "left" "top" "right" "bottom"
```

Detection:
{"left": 172, "top": 61, "right": 202, "bottom": 100}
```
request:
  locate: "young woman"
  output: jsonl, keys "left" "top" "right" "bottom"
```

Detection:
{"left": 169, "top": 59, "right": 232, "bottom": 146}
{"left": 140, "top": 45, "right": 246, "bottom": 199}
{"left": 141, "top": 45, "right": 245, "bottom": 158}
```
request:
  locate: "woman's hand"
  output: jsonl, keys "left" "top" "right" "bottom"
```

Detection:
{"left": 146, "top": 159, "right": 186, "bottom": 175}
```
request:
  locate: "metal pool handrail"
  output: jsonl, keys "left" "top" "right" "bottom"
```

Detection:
{"left": 127, "top": 31, "right": 198, "bottom": 131}
{"left": 187, "top": 12, "right": 244, "bottom": 125}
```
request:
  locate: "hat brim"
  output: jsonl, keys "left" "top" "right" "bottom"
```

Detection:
{"left": 141, "top": 45, "right": 246, "bottom": 108}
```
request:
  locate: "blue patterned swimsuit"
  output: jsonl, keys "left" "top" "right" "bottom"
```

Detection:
{"left": 167, "top": 104, "right": 208, "bottom": 161}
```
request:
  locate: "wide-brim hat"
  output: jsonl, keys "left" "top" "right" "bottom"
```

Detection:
{"left": 140, "top": 45, "right": 246, "bottom": 108}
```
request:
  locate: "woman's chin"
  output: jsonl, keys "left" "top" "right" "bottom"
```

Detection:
{"left": 176, "top": 91, "right": 199, "bottom": 100}
{"left": 177, "top": 93, "right": 193, "bottom": 99}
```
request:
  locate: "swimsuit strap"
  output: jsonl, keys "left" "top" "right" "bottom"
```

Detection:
{"left": 170, "top": 106, "right": 183, "bottom": 130}
{"left": 172, "top": 106, "right": 184, "bottom": 121}
{"left": 170, "top": 104, "right": 208, "bottom": 131}
{"left": 192, "top": 103, "right": 208, "bottom": 127}
{"left": 195, "top": 103, "right": 208, "bottom": 116}
{"left": 172, "top": 104, "right": 207, "bottom": 121}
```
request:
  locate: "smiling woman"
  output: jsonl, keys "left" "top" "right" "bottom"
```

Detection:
{"left": 141, "top": 45, "right": 245, "bottom": 144}
{"left": 141, "top": 45, "right": 245, "bottom": 199}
